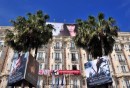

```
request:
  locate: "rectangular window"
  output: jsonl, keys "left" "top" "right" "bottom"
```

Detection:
{"left": 71, "top": 42, "right": 75, "bottom": 48}
{"left": 72, "top": 65, "right": 77, "bottom": 70}
{"left": 121, "top": 65, "right": 126, "bottom": 73}
{"left": 121, "top": 44, "right": 124, "bottom": 49}
{"left": 55, "top": 64, "right": 60, "bottom": 70}
{"left": 55, "top": 53, "right": 60, "bottom": 60}
{"left": 71, "top": 53, "right": 76, "bottom": 61}
{"left": 55, "top": 42, "right": 60, "bottom": 49}
{"left": 55, "top": 65, "right": 57, "bottom": 70}
{"left": 115, "top": 44, "right": 119, "bottom": 51}
{"left": 39, "top": 64, "right": 42, "bottom": 70}
{"left": 118, "top": 54, "right": 126, "bottom": 65}
{"left": 37, "top": 52, "right": 43, "bottom": 60}
{"left": 125, "top": 79, "right": 130, "bottom": 88}
{"left": 118, "top": 55, "right": 123, "bottom": 61}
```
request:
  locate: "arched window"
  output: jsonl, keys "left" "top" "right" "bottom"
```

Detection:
{"left": 55, "top": 42, "right": 60, "bottom": 48}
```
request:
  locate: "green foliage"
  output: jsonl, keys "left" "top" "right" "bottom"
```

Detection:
{"left": 74, "top": 13, "right": 119, "bottom": 58}
{"left": 5, "top": 10, "right": 54, "bottom": 52}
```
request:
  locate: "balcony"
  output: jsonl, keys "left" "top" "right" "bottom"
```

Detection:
{"left": 120, "top": 40, "right": 127, "bottom": 44}
{"left": 70, "top": 47, "right": 76, "bottom": 50}
{"left": 55, "top": 58, "right": 62, "bottom": 63}
{"left": 54, "top": 46, "right": 62, "bottom": 50}
{"left": 115, "top": 49, "right": 122, "bottom": 52}
{"left": 73, "top": 85, "right": 79, "bottom": 88}
{"left": 115, "top": 72, "right": 130, "bottom": 77}
{"left": 119, "top": 60, "right": 126, "bottom": 65}
{"left": 37, "top": 57, "right": 44, "bottom": 62}
{"left": 71, "top": 59, "right": 79, "bottom": 64}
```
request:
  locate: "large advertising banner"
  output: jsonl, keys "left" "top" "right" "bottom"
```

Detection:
{"left": 60, "top": 24, "right": 78, "bottom": 37}
{"left": 84, "top": 56, "right": 112, "bottom": 87}
{"left": 8, "top": 52, "right": 29, "bottom": 85}
{"left": 25, "top": 53, "right": 39, "bottom": 86}
{"left": 47, "top": 22, "right": 64, "bottom": 36}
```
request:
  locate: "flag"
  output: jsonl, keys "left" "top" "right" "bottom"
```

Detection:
{"left": 16, "top": 57, "right": 21, "bottom": 69}
{"left": 56, "top": 77, "right": 60, "bottom": 88}
{"left": 61, "top": 75, "right": 66, "bottom": 88}
{"left": 38, "top": 70, "right": 43, "bottom": 75}
{"left": 52, "top": 70, "right": 55, "bottom": 88}
{"left": 44, "top": 69, "right": 51, "bottom": 76}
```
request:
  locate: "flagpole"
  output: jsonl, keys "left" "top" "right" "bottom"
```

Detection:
{"left": 43, "top": 74, "right": 44, "bottom": 88}
{"left": 69, "top": 74, "right": 70, "bottom": 88}
{"left": 65, "top": 75, "right": 66, "bottom": 88}
{"left": 47, "top": 75, "right": 48, "bottom": 88}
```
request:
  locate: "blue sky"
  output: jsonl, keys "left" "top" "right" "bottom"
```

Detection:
{"left": 0, "top": 0, "right": 130, "bottom": 32}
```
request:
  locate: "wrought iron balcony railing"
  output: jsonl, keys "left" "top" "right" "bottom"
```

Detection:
{"left": 37, "top": 57, "right": 45, "bottom": 62}
{"left": 119, "top": 60, "right": 126, "bottom": 65}
{"left": 71, "top": 59, "right": 79, "bottom": 64}
{"left": 54, "top": 46, "right": 62, "bottom": 49}
{"left": 115, "top": 48, "right": 122, "bottom": 52}
{"left": 70, "top": 47, "right": 76, "bottom": 50}
{"left": 55, "top": 58, "right": 62, "bottom": 63}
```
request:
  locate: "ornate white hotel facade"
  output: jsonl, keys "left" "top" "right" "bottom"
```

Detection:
{"left": 0, "top": 23, "right": 130, "bottom": 88}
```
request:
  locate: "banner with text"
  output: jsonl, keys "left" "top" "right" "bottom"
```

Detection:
{"left": 8, "top": 52, "right": 29, "bottom": 85}
{"left": 84, "top": 56, "right": 112, "bottom": 87}
{"left": 25, "top": 53, "right": 39, "bottom": 86}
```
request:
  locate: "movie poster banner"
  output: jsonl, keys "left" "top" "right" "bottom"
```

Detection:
{"left": 60, "top": 24, "right": 78, "bottom": 37}
{"left": 84, "top": 56, "right": 112, "bottom": 87}
{"left": 25, "top": 53, "right": 39, "bottom": 86}
{"left": 8, "top": 52, "right": 29, "bottom": 85}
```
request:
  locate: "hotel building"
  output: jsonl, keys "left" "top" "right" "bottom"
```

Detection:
{"left": 0, "top": 23, "right": 130, "bottom": 88}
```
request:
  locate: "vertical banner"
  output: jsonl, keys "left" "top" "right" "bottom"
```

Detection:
{"left": 25, "top": 53, "right": 39, "bottom": 86}
{"left": 56, "top": 77, "right": 60, "bottom": 88}
{"left": 8, "top": 52, "right": 29, "bottom": 85}
{"left": 52, "top": 71, "right": 55, "bottom": 88}
{"left": 61, "top": 75, "right": 66, "bottom": 88}
{"left": 84, "top": 56, "right": 112, "bottom": 87}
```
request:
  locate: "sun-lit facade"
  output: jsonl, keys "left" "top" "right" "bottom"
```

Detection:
{"left": 0, "top": 24, "right": 130, "bottom": 88}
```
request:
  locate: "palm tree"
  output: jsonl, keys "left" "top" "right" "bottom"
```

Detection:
{"left": 5, "top": 10, "right": 54, "bottom": 59}
{"left": 74, "top": 13, "right": 119, "bottom": 59}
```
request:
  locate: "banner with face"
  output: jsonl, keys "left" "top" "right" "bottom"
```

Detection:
{"left": 8, "top": 52, "right": 29, "bottom": 85}
{"left": 60, "top": 24, "right": 77, "bottom": 37}
{"left": 25, "top": 53, "right": 39, "bottom": 86}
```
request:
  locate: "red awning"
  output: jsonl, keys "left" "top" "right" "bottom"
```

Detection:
{"left": 58, "top": 70, "right": 80, "bottom": 75}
